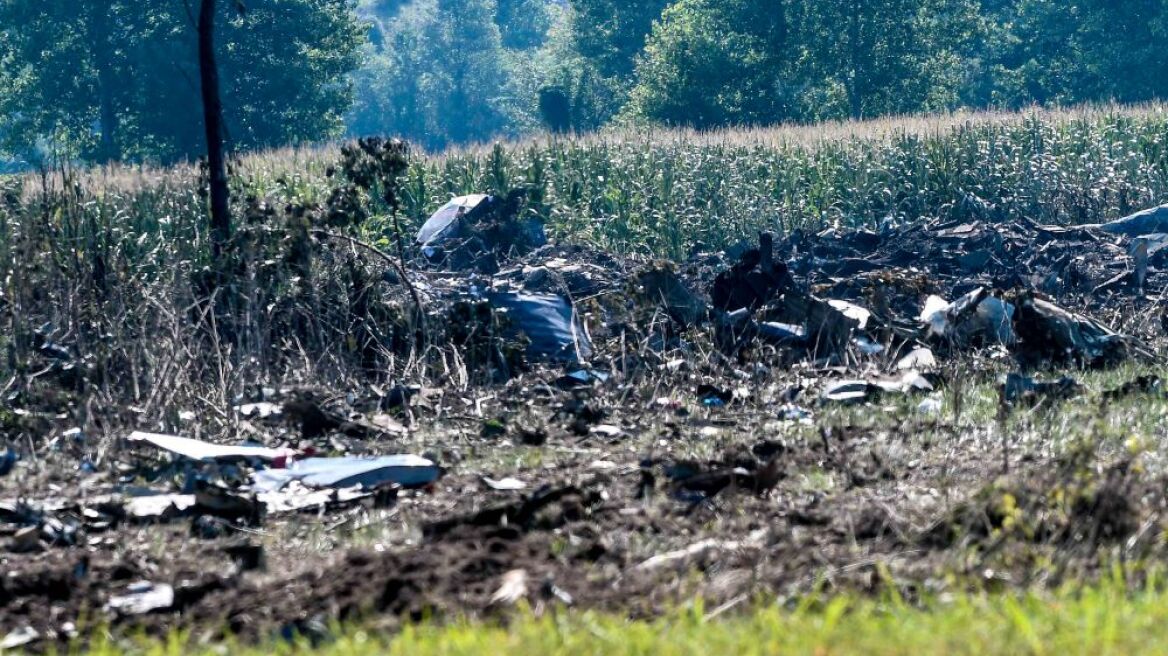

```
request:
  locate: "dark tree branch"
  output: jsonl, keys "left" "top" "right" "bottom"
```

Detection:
{"left": 198, "top": 0, "right": 231, "bottom": 260}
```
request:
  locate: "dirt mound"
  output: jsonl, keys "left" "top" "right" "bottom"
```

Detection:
{"left": 180, "top": 525, "right": 554, "bottom": 642}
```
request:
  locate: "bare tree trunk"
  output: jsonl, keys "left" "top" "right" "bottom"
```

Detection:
{"left": 846, "top": 0, "right": 862, "bottom": 120}
{"left": 198, "top": 0, "right": 231, "bottom": 259}
{"left": 89, "top": 3, "right": 121, "bottom": 163}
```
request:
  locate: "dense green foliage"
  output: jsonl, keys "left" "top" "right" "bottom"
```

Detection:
{"left": 348, "top": 0, "right": 536, "bottom": 151}
{"left": 625, "top": 0, "right": 786, "bottom": 128}
{"left": 0, "top": 0, "right": 363, "bottom": 164}
{"left": 4, "top": 0, "right": 1168, "bottom": 161}
{"left": 358, "top": 0, "right": 1168, "bottom": 139}
{"left": 972, "top": 0, "right": 1168, "bottom": 108}
{"left": 621, "top": 0, "right": 1168, "bottom": 127}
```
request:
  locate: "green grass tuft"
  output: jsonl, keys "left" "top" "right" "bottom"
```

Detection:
{"left": 79, "top": 580, "right": 1168, "bottom": 655}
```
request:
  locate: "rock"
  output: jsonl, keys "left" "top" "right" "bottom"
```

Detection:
{"left": 8, "top": 525, "right": 43, "bottom": 553}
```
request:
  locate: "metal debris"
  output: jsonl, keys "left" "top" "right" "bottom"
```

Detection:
{"left": 1096, "top": 203, "right": 1168, "bottom": 237}
{"left": 105, "top": 582, "right": 175, "bottom": 616}
{"left": 1012, "top": 292, "right": 1154, "bottom": 367}
{"left": 1, "top": 626, "right": 40, "bottom": 650}
{"left": 488, "top": 569, "right": 529, "bottom": 606}
{"left": 483, "top": 476, "right": 527, "bottom": 491}
{"left": 127, "top": 432, "right": 290, "bottom": 463}
{"left": 251, "top": 455, "right": 441, "bottom": 492}
{"left": 487, "top": 291, "right": 593, "bottom": 363}
{"left": 1001, "top": 372, "right": 1082, "bottom": 406}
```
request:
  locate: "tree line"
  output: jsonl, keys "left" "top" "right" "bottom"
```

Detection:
{"left": 2, "top": 0, "right": 1167, "bottom": 164}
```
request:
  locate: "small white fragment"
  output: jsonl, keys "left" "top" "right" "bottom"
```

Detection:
{"left": 105, "top": 582, "right": 175, "bottom": 616}
{"left": 896, "top": 348, "right": 937, "bottom": 371}
{"left": 918, "top": 396, "right": 943, "bottom": 415}
{"left": 920, "top": 295, "right": 951, "bottom": 337}
{"left": 234, "top": 402, "right": 283, "bottom": 419}
{"left": 1, "top": 626, "right": 39, "bottom": 650}
{"left": 828, "top": 299, "right": 871, "bottom": 329}
{"left": 853, "top": 335, "right": 885, "bottom": 355}
{"left": 483, "top": 476, "right": 527, "bottom": 491}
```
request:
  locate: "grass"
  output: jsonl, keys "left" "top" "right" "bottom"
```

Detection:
{"left": 84, "top": 578, "right": 1168, "bottom": 655}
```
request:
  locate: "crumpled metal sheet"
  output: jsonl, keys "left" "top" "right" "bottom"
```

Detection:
{"left": 251, "top": 454, "right": 441, "bottom": 492}
{"left": 105, "top": 582, "right": 175, "bottom": 616}
{"left": 1097, "top": 203, "right": 1168, "bottom": 237}
{"left": 416, "top": 194, "right": 490, "bottom": 248}
{"left": 487, "top": 291, "right": 593, "bottom": 363}
{"left": 127, "top": 432, "right": 289, "bottom": 462}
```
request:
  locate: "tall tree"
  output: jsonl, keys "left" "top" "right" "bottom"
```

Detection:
{"left": 0, "top": 1, "right": 114, "bottom": 161}
{"left": 1081, "top": 0, "right": 1168, "bottom": 102}
{"left": 627, "top": 0, "right": 790, "bottom": 128}
{"left": 88, "top": 3, "right": 121, "bottom": 162}
{"left": 980, "top": 0, "right": 1168, "bottom": 107}
{"left": 557, "top": 0, "right": 671, "bottom": 127}
{"left": 0, "top": 0, "right": 363, "bottom": 163}
{"left": 568, "top": 0, "right": 671, "bottom": 80}
{"left": 795, "top": 0, "right": 980, "bottom": 119}
{"left": 199, "top": 0, "right": 231, "bottom": 256}
{"left": 496, "top": 0, "right": 552, "bottom": 49}
{"left": 347, "top": 0, "right": 520, "bottom": 150}
{"left": 626, "top": 0, "right": 981, "bottom": 127}
{"left": 423, "top": 0, "right": 510, "bottom": 146}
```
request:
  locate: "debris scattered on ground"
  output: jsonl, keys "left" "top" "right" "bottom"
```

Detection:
{"left": 820, "top": 380, "right": 873, "bottom": 404}
{"left": 486, "top": 291, "right": 592, "bottom": 363}
{"left": 125, "top": 493, "right": 198, "bottom": 520}
{"left": 556, "top": 369, "right": 610, "bottom": 389}
{"left": 1012, "top": 292, "right": 1154, "bottom": 367}
{"left": 106, "top": 582, "right": 176, "bottom": 616}
{"left": 235, "top": 402, "right": 283, "bottom": 420}
{"left": 417, "top": 194, "right": 490, "bottom": 255}
{"left": 1094, "top": 203, "right": 1168, "bottom": 237}
{"left": 7, "top": 197, "right": 1168, "bottom": 647}
{"left": 634, "top": 529, "right": 768, "bottom": 572}
{"left": 896, "top": 347, "right": 937, "bottom": 371}
{"left": 483, "top": 476, "right": 527, "bottom": 491}
{"left": 488, "top": 569, "right": 529, "bottom": 607}
{"left": 251, "top": 455, "right": 441, "bottom": 492}
{"left": 1103, "top": 375, "right": 1164, "bottom": 401}
{"left": 127, "top": 432, "right": 290, "bottom": 463}
{"left": 659, "top": 448, "right": 785, "bottom": 501}
{"left": 920, "top": 288, "right": 1015, "bottom": 345}
{"left": 8, "top": 525, "right": 43, "bottom": 553}
{"left": 416, "top": 191, "right": 546, "bottom": 270}
{"left": 917, "top": 395, "right": 944, "bottom": 415}
{"left": 821, "top": 372, "right": 934, "bottom": 405}
{"left": 0, "top": 626, "right": 40, "bottom": 650}
{"left": 636, "top": 265, "right": 709, "bottom": 326}
{"left": 705, "top": 233, "right": 861, "bottom": 358}
{"left": 1001, "top": 372, "right": 1082, "bottom": 406}
{"left": 0, "top": 448, "right": 16, "bottom": 477}
{"left": 710, "top": 233, "right": 791, "bottom": 312}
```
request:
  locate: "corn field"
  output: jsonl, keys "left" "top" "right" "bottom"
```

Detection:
{"left": 258, "top": 103, "right": 1168, "bottom": 258}
{"left": 402, "top": 106, "right": 1168, "bottom": 258}
{"left": 12, "top": 103, "right": 1168, "bottom": 260}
